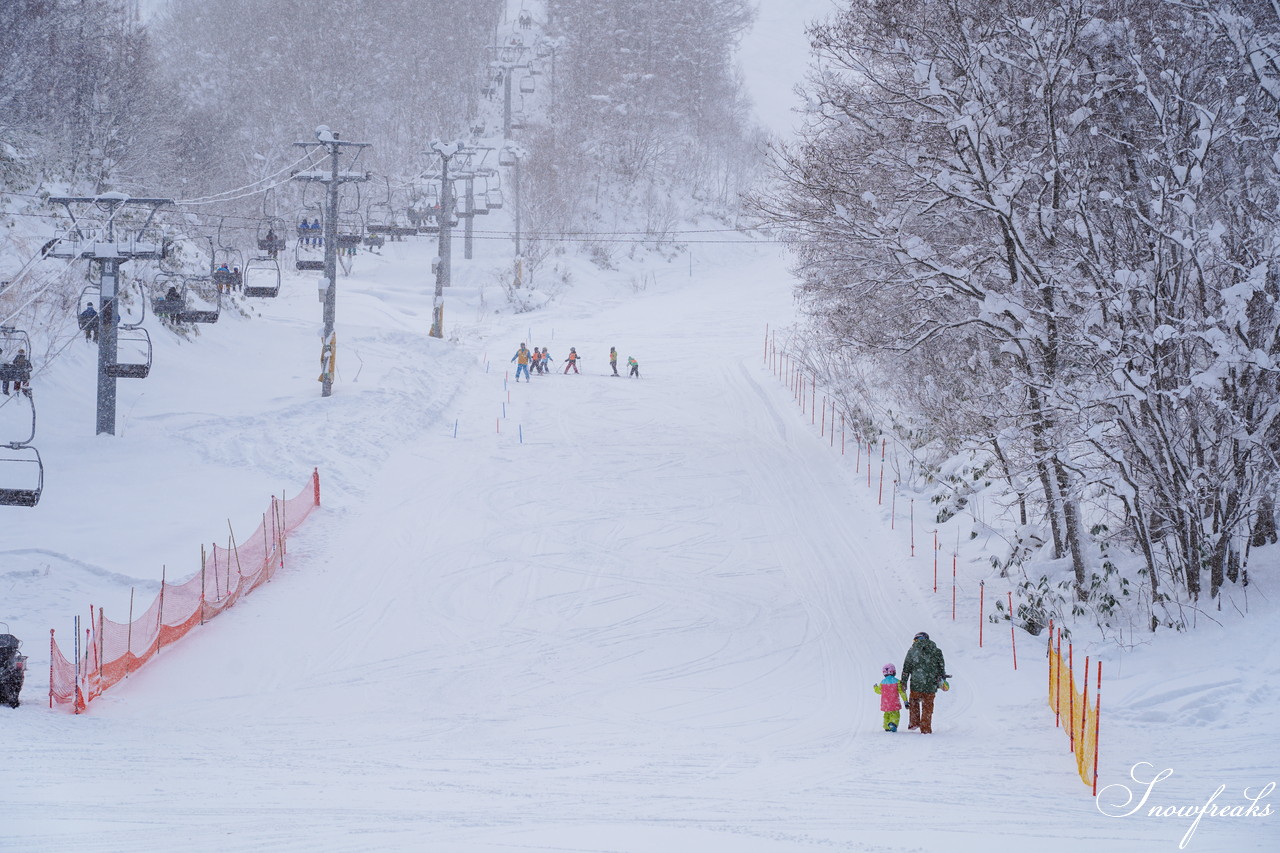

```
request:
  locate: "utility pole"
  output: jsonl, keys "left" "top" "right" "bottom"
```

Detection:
{"left": 46, "top": 193, "right": 171, "bottom": 435}
{"left": 292, "top": 125, "right": 370, "bottom": 398}
{"left": 429, "top": 140, "right": 462, "bottom": 339}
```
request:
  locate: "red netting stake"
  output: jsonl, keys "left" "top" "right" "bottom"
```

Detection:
{"left": 891, "top": 482, "right": 897, "bottom": 529}
{"left": 200, "top": 547, "right": 206, "bottom": 625}
{"left": 810, "top": 375, "right": 816, "bottom": 423}
{"left": 157, "top": 565, "right": 166, "bottom": 655}
{"left": 1082, "top": 654, "right": 1091, "bottom": 763}
{"left": 951, "top": 552, "right": 957, "bottom": 619}
{"left": 932, "top": 530, "right": 938, "bottom": 592}
{"left": 867, "top": 442, "right": 872, "bottom": 487}
{"left": 126, "top": 587, "right": 134, "bottom": 677}
{"left": 878, "top": 461, "right": 884, "bottom": 504}
{"left": 979, "top": 580, "right": 984, "bottom": 647}
{"left": 313, "top": 467, "right": 321, "bottom": 506}
{"left": 830, "top": 400, "right": 835, "bottom": 446}
{"left": 910, "top": 499, "right": 916, "bottom": 557}
{"left": 1093, "top": 661, "right": 1102, "bottom": 796}
{"left": 496, "top": 417, "right": 500, "bottom": 433}
{"left": 763, "top": 324, "right": 769, "bottom": 363}
{"left": 1009, "top": 591, "right": 1017, "bottom": 669}
{"left": 1068, "top": 642, "right": 1075, "bottom": 752}
{"left": 820, "top": 395, "right": 826, "bottom": 435}
{"left": 839, "top": 411, "right": 844, "bottom": 453}
{"left": 1053, "top": 623, "right": 1060, "bottom": 728}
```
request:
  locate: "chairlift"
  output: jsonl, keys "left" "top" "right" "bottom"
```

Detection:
{"left": 486, "top": 188, "right": 505, "bottom": 210}
{"left": 0, "top": 444, "right": 43, "bottom": 507}
{"left": 242, "top": 256, "right": 282, "bottom": 298}
{"left": 257, "top": 216, "right": 287, "bottom": 256}
{"left": 173, "top": 277, "right": 222, "bottom": 324}
{"left": 0, "top": 327, "right": 33, "bottom": 390}
{"left": 151, "top": 272, "right": 185, "bottom": 317}
{"left": 519, "top": 76, "right": 535, "bottom": 94}
{"left": 499, "top": 149, "right": 517, "bottom": 167}
{"left": 104, "top": 326, "right": 153, "bottom": 378}
{"left": 295, "top": 241, "right": 326, "bottom": 272}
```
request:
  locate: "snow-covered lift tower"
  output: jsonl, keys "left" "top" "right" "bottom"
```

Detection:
{"left": 45, "top": 193, "right": 173, "bottom": 435}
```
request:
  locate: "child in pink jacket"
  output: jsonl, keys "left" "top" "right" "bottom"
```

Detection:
{"left": 874, "top": 663, "right": 908, "bottom": 732}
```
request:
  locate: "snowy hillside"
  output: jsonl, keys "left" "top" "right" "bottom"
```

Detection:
{"left": 2, "top": 222, "right": 1275, "bottom": 851}
{"left": 1, "top": 1, "right": 1276, "bottom": 851}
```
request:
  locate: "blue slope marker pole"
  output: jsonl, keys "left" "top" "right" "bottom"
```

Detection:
{"left": 453, "top": 419, "right": 458, "bottom": 438}
{"left": 519, "top": 425, "right": 523, "bottom": 444}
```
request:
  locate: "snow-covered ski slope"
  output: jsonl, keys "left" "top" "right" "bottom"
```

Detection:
{"left": 4, "top": 227, "right": 1276, "bottom": 851}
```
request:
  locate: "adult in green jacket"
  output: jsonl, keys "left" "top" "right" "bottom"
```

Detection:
{"left": 901, "top": 631, "right": 947, "bottom": 734}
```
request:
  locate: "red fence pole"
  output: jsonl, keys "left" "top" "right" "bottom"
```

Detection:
{"left": 1053, "top": 625, "right": 1061, "bottom": 728}
{"left": 811, "top": 375, "right": 816, "bottom": 423}
{"left": 841, "top": 413, "right": 845, "bottom": 455}
{"left": 933, "top": 530, "right": 938, "bottom": 592}
{"left": 878, "top": 463, "right": 884, "bottom": 505}
{"left": 1093, "top": 660, "right": 1102, "bottom": 796}
{"left": 910, "top": 499, "right": 915, "bottom": 557}
{"left": 1010, "top": 591, "right": 1017, "bottom": 670}
{"left": 891, "top": 482, "right": 897, "bottom": 529}
{"left": 1068, "top": 642, "right": 1075, "bottom": 752}
{"left": 951, "top": 553, "right": 957, "bottom": 620}
{"left": 313, "top": 467, "right": 321, "bottom": 506}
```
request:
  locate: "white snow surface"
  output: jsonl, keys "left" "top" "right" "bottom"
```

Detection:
{"left": 2, "top": 229, "right": 1276, "bottom": 852}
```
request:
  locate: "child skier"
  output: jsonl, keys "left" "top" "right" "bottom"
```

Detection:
{"left": 563, "top": 347, "right": 580, "bottom": 374}
{"left": 511, "top": 343, "right": 532, "bottom": 382}
{"left": 874, "top": 663, "right": 908, "bottom": 732}
{"left": 609, "top": 347, "right": 619, "bottom": 376}
{"left": 627, "top": 355, "right": 639, "bottom": 378}
{"left": 530, "top": 347, "right": 542, "bottom": 375}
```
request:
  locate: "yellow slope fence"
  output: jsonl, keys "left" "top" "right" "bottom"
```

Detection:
{"left": 1047, "top": 620, "right": 1102, "bottom": 794}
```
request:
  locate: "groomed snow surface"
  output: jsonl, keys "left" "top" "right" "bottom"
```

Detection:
{"left": 2, "top": 228, "right": 1276, "bottom": 852}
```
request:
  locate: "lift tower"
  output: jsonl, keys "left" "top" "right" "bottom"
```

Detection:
{"left": 45, "top": 193, "right": 172, "bottom": 435}
{"left": 292, "top": 126, "right": 370, "bottom": 398}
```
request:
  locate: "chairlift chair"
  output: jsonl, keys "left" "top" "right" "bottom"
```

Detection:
{"left": 520, "top": 76, "right": 535, "bottom": 94}
{"left": 257, "top": 217, "right": 288, "bottom": 255}
{"left": 499, "top": 149, "right": 517, "bottom": 167}
{"left": 174, "top": 277, "right": 221, "bottom": 324}
{"left": 295, "top": 241, "right": 326, "bottom": 272}
{"left": 0, "top": 327, "right": 33, "bottom": 389}
{"left": 0, "top": 444, "right": 43, "bottom": 507}
{"left": 151, "top": 272, "right": 185, "bottom": 317}
{"left": 104, "top": 327, "right": 153, "bottom": 378}
{"left": 486, "top": 188, "right": 505, "bottom": 210}
{"left": 242, "top": 256, "right": 282, "bottom": 298}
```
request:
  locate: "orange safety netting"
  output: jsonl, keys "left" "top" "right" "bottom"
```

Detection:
{"left": 1048, "top": 632, "right": 1101, "bottom": 792}
{"left": 49, "top": 469, "right": 321, "bottom": 713}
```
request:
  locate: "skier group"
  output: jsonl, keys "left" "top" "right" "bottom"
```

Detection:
{"left": 510, "top": 344, "right": 639, "bottom": 382}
